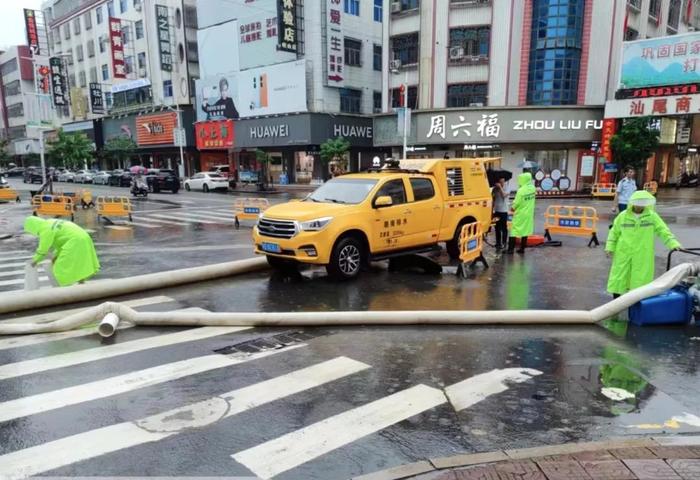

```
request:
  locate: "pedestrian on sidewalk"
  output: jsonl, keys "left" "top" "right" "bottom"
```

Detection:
{"left": 507, "top": 172, "right": 536, "bottom": 254}
{"left": 24, "top": 217, "right": 100, "bottom": 287}
{"left": 612, "top": 167, "right": 637, "bottom": 214}
{"left": 493, "top": 176, "right": 510, "bottom": 250}
{"left": 605, "top": 190, "right": 680, "bottom": 299}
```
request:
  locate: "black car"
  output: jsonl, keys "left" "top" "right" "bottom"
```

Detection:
{"left": 109, "top": 170, "right": 133, "bottom": 187}
{"left": 146, "top": 169, "right": 180, "bottom": 193}
{"left": 23, "top": 168, "right": 44, "bottom": 184}
{"left": 6, "top": 167, "right": 25, "bottom": 177}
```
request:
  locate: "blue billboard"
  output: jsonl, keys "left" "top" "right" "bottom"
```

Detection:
{"left": 620, "top": 33, "right": 700, "bottom": 88}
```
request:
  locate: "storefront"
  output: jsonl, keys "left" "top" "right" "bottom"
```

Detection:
{"left": 232, "top": 113, "right": 377, "bottom": 184}
{"left": 374, "top": 107, "right": 604, "bottom": 193}
{"left": 195, "top": 119, "right": 235, "bottom": 174}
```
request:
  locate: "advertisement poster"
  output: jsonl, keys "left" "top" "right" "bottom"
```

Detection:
{"left": 155, "top": 4, "right": 172, "bottom": 72}
{"left": 109, "top": 17, "right": 126, "bottom": 79}
{"left": 195, "top": 120, "right": 235, "bottom": 150}
{"left": 90, "top": 83, "right": 104, "bottom": 114}
{"left": 195, "top": 59, "right": 307, "bottom": 122}
{"left": 24, "top": 9, "right": 40, "bottom": 56}
{"left": 620, "top": 33, "right": 700, "bottom": 88}
{"left": 580, "top": 155, "right": 595, "bottom": 177}
{"left": 49, "top": 57, "right": 67, "bottom": 107}
{"left": 136, "top": 112, "right": 177, "bottom": 146}
{"left": 326, "top": 0, "right": 345, "bottom": 87}
{"left": 277, "top": 0, "right": 298, "bottom": 53}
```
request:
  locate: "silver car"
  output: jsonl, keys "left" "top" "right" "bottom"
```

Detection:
{"left": 93, "top": 171, "right": 112, "bottom": 185}
{"left": 57, "top": 170, "right": 75, "bottom": 182}
{"left": 74, "top": 170, "right": 94, "bottom": 183}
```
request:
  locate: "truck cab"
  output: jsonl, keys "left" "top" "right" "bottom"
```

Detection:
{"left": 252, "top": 158, "right": 494, "bottom": 279}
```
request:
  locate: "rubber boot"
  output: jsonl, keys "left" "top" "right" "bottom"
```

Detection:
{"left": 506, "top": 237, "right": 516, "bottom": 254}
{"left": 517, "top": 236, "right": 527, "bottom": 254}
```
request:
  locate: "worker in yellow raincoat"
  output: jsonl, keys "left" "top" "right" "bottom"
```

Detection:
{"left": 24, "top": 216, "right": 100, "bottom": 286}
{"left": 605, "top": 190, "right": 680, "bottom": 298}
{"left": 507, "top": 172, "right": 537, "bottom": 254}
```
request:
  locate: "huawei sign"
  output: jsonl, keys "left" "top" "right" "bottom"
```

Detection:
{"left": 136, "top": 112, "right": 177, "bottom": 145}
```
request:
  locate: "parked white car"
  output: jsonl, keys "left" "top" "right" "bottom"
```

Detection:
{"left": 74, "top": 170, "right": 94, "bottom": 183}
{"left": 57, "top": 170, "right": 75, "bottom": 182}
{"left": 184, "top": 172, "right": 229, "bottom": 192}
{"left": 92, "top": 171, "right": 112, "bottom": 185}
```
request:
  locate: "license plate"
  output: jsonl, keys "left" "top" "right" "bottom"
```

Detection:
{"left": 261, "top": 242, "right": 281, "bottom": 253}
{"left": 244, "top": 207, "right": 260, "bottom": 214}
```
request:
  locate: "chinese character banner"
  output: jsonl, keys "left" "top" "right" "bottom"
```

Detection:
{"left": 621, "top": 32, "right": 700, "bottom": 88}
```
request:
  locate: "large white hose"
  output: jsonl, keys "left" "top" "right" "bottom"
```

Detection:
{"left": 0, "top": 261, "right": 697, "bottom": 336}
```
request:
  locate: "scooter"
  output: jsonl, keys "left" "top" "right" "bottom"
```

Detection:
{"left": 130, "top": 177, "right": 149, "bottom": 197}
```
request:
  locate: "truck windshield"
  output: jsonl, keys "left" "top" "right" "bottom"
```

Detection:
{"left": 307, "top": 178, "right": 378, "bottom": 204}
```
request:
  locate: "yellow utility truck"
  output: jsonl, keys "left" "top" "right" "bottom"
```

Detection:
{"left": 252, "top": 158, "right": 494, "bottom": 279}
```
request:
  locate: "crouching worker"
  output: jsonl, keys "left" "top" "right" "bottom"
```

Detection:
{"left": 605, "top": 191, "right": 680, "bottom": 299}
{"left": 24, "top": 217, "right": 100, "bottom": 287}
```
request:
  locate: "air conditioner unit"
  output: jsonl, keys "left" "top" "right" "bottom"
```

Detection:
{"left": 449, "top": 46, "right": 465, "bottom": 60}
{"left": 134, "top": 2, "right": 142, "bottom": 11}
{"left": 391, "top": 1, "right": 402, "bottom": 13}
{"left": 390, "top": 59, "right": 402, "bottom": 71}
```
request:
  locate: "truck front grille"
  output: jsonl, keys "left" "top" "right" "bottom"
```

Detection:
{"left": 257, "top": 217, "right": 296, "bottom": 239}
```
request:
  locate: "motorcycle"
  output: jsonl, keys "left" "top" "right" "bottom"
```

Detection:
{"left": 130, "top": 177, "right": 149, "bottom": 197}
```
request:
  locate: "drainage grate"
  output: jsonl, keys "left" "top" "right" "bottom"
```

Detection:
{"left": 214, "top": 330, "right": 327, "bottom": 356}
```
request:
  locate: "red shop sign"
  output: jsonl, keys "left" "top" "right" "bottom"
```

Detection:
{"left": 195, "top": 120, "right": 235, "bottom": 150}
{"left": 600, "top": 118, "right": 617, "bottom": 161}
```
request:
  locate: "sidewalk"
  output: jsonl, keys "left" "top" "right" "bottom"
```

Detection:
{"left": 355, "top": 437, "right": 700, "bottom": 480}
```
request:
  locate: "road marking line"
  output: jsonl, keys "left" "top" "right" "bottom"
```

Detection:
{"left": 150, "top": 212, "right": 221, "bottom": 224}
{"left": 0, "top": 326, "right": 249, "bottom": 381}
{"left": 0, "top": 303, "right": 192, "bottom": 349}
{"left": 0, "top": 356, "right": 366, "bottom": 480}
{"left": 0, "top": 268, "right": 44, "bottom": 278}
{"left": 173, "top": 212, "right": 235, "bottom": 223}
{"left": 0, "top": 255, "right": 32, "bottom": 262}
{"left": 0, "top": 250, "right": 29, "bottom": 256}
{"left": 0, "top": 276, "right": 48, "bottom": 287}
{"left": 132, "top": 216, "right": 191, "bottom": 226}
{"left": 0, "top": 262, "right": 31, "bottom": 270}
{"left": 232, "top": 367, "right": 543, "bottom": 479}
{"left": 104, "top": 225, "right": 133, "bottom": 231}
{"left": 122, "top": 221, "right": 159, "bottom": 229}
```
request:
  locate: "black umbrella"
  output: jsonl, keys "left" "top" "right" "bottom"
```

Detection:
{"left": 486, "top": 168, "right": 513, "bottom": 187}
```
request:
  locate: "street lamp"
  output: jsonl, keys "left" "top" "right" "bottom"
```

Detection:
{"left": 157, "top": 100, "right": 185, "bottom": 177}
{"left": 390, "top": 60, "right": 409, "bottom": 161}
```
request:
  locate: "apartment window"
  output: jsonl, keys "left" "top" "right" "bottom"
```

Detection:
{"left": 125, "top": 56, "right": 134, "bottom": 74}
{"left": 53, "top": 28, "right": 61, "bottom": 44}
{"left": 344, "top": 0, "right": 360, "bottom": 16}
{"left": 391, "top": 33, "right": 419, "bottom": 65}
{"left": 64, "top": 24, "right": 71, "bottom": 40}
{"left": 627, "top": 0, "right": 642, "bottom": 9}
{"left": 345, "top": 38, "right": 362, "bottom": 67}
{"left": 119, "top": 0, "right": 128, "bottom": 13}
{"left": 449, "top": 26, "right": 490, "bottom": 57}
{"left": 137, "top": 52, "right": 146, "bottom": 69}
{"left": 69, "top": 74, "right": 76, "bottom": 88}
{"left": 649, "top": 0, "right": 661, "bottom": 20}
{"left": 373, "top": 91, "right": 382, "bottom": 112}
{"left": 0, "top": 59, "right": 18, "bottom": 76}
{"left": 6, "top": 103, "right": 24, "bottom": 118}
{"left": 134, "top": 0, "right": 142, "bottom": 6}
{"left": 105, "top": 92, "right": 113, "bottom": 109}
{"left": 340, "top": 88, "right": 362, "bottom": 113}
{"left": 89, "top": 66, "right": 97, "bottom": 84}
{"left": 73, "top": 17, "right": 81, "bottom": 35}
{"left": 99, "top": 38, "right": 106, "bottom": 53}
{"left": 668, "top": 0, "right": 681, "bottom": 31}
{"left": 5, "top": 80, "right": 20, "bottom": 96}
{"left": 163, "top": 80, "right": 173, "bottom": 98}
{"left": 396, "top": 0, "right": 419, "bottom": 11}
{"left": 373, "top": 44, "right": 382, "bottom": 71}
{"left": 85, "top": 12, "right": 92, "bottom": 30}
{"left": 77, "top": 45, "right": 84, "bottom": 62}
{"left": 87, "top": 40, "right": 95, "bottom": 57}
{"left": 625, "top": 27, "right": 639, "bottom": 41}
{"left": 447, "top": 83, "right": 488, "bottom": 108}
{"left": 79, "top": 70, "right": 87, "bottom": 87}
{"left": 66, "top": 49, "right": 74, "bottom": 65}
{"left": 391, "top": 86, "right": 418, "bottom": 109}
{"left": 102, "top": 64, "right": 109, "bottom": 81}
{"left": 135, "top": 20, "right": 144, "bottom": 39}
{"left": 107, "top": 0, "right": 115, "bottom": 17}
{"left": 374, "top": 0, "right": 383, "bottom": 21}
{"left": 123, "top": 25, "right": 131, "bottom": 45}
{"left": 96, "top": 5, "right": 103, "bottom": 24}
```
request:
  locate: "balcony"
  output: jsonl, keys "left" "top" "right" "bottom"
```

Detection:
{"left": 448, "top": 53, "right": 489, "bottom": 66}
{"left": 627, "top": 0, "right": 642, "bottom": 13}
{"left": 450, "top": 0, "right": 492, "bottom": 8}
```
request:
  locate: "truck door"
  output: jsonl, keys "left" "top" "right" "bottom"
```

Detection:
{"left": 371, "top": 178, "right": 410, "bottom": 252}
{"left": 406, "top": 177, "right": 442, "bottom": 246}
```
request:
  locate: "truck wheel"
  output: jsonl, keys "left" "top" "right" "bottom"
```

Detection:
{"left": 266, "top": 255, "right": 298, "bottom": 273}
{"left": 446, "top": 219, "right": 474, "bottom": 260}
{"left": 326, "top": 236, "right": 363, "bottom": 280}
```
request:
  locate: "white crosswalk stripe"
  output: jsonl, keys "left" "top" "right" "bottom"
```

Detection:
{"left": 0, "top": 276, "right": 49, "bottom": 288}
{"left": 130, "top": 215, "right": 192, "bottom": 227}
{"left": 149, "top": 212, "right": 221, "bottom": 224}
{"left": 0, "top": 267, "right": 44, "bottom": 278}
{"left": 0, "top": 261, "right": 31, "bottom": 270}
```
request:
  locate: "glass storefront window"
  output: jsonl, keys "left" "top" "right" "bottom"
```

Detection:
{"left": 525, "top": 150, "right": 568, "bottom": 174}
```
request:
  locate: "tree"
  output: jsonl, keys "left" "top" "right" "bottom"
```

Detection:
{"left": 320, "top": 137, "right": 350, "bottom": 179}
{"left": 255, "top": 149, "right": 271, "bottom": 190}
{"left": 103, "top": 136, "right": 137, "bottom": 170}
{"left": 0, "top": 138, "right": 12, "bottom": 167}
{"left": 48, "top": 129, "right": 94, "bottom": 169}
{"left": 610, "top": 117, "right": 660, "bottom": 173}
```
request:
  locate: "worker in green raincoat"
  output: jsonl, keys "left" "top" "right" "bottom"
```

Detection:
{"left": 605, "top": 190, "right": 680, "bottom": 298}
{"left": 507, "top": 172, "right": 537, "bottom": 254}
{"left": 24, "top": 217, "right": 100, "bottom": 287}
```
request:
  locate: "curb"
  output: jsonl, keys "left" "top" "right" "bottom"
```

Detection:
{"left": 351, "top": 436, "right": 700, "bottom": 480}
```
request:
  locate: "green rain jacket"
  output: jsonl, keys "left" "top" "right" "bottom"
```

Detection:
{"left": 510, "top": 172, "right": 536, "bottom": 237}
{"left": 605, "top": 191, "right": 681, "bottom": 295}
{"left": 24, "top": 217, "right": 100, "bottom": 286}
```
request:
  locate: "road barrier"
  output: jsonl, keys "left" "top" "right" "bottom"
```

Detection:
{"left": 644, "top": 181, "right": 658, "bottom": 195}
{"left": 234, "top": 198, "right": 270, "bottom": 229}
{"left": 0, "top": 187, "right": 20, "bottom": 203}
{"left": 97, "top": 196, "right": 132, "bottom": 222}
{"left": 457, "top": 221, "right": 488, "bottom": 276}
{"left": 591, "top": 183, "right": 617, "bottom": 198}
{"left": 31, "top": 195, "right": 75, "bottom": 221}
{"left": 544, "top": 205, "right": 600, "bottom": 247}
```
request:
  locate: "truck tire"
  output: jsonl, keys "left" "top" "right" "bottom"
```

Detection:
{"left": 326, "top": 236, "right": 364, "bottom": 280}
{"left": 446, "top": 218, "right": 476, "bottom": 260}
{"left": 266, "top": 255, "right": 298, "bottom": 273}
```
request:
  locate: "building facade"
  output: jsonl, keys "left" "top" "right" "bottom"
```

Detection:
{"left": 194, "top": 0, "right": 383, "bottom": 184}
{"left": 41, "top": 0, "right": 200, "bottom": 175}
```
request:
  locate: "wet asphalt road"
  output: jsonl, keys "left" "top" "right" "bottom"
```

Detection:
{"left": 0, "top": 180, "right": 699, "bottom": 479}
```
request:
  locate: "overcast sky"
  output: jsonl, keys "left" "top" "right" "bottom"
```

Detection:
{"left": 0, "top": 0, "right": 44, "bottom": 51}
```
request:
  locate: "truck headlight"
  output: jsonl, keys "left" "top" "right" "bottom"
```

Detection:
{"left": 299, "top": 217, "right": 333, "bottom": 232}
